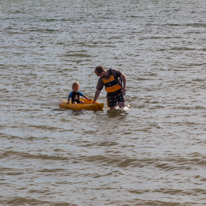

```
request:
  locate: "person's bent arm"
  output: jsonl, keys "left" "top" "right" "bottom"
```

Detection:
{"left": 66, "top": 97, "right": 70, "bottom": 105}
{"left": 83, "top": 95, "right": 91, "bottom": 101}
{"left": 92, "top": 90, "right": 101, "bottom": 104}
{"left": 120, "top": 73, "right": 126, "bottom": 93}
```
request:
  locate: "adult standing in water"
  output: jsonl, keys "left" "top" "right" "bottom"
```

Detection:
{"left": 92, "top": 65, "right": 127, "bottom": 110}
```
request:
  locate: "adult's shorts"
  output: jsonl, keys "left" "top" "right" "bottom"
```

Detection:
{"left": 107, "top": 93, "right": 125, "bottom": 107}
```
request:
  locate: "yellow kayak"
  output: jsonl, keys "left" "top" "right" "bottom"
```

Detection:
{"left": 59, "top": 98, "right": 104, "bottom": 111}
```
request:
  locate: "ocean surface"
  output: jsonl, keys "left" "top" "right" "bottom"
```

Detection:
{"left": 1, "top": 0, "right": 206, "bottom": 205}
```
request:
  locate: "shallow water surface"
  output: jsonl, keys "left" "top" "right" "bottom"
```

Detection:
{"left": 1, "top": 0, "right": 206, "bottom": 205}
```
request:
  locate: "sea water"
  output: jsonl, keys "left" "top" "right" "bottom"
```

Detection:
{"left": 1, "top": 0, "right": 206, "bottom": 205}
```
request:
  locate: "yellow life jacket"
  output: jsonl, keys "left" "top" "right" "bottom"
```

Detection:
{"left": 102, "top": 69, "right": 122, "bottom": 93}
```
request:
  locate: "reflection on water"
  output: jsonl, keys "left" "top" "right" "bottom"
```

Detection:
{"left": 1, "top": 0, "right": 206, "bottom": 205}
{"left": 106, "top": 108, "right": 129, "bottom": 118}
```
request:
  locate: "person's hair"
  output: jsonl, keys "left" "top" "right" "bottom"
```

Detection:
{"left": 95, "top": 65, "right": 105, "bottom": 75}
{"left": 72, "top": 81, "right": 79, "bottom": 89}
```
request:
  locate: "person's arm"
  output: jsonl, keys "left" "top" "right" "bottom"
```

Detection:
{"left": 120, "top": 73, "right": 126, "bottom": 93}
{"left": 66, "top": 97, "right": 70, "bottom": 104}
{"left": 92, "top": 90, "right": 101, "bottom": 104}
{"left": 66, "top": 92, "right": 73, "bottom": 104}
{"left": 79, "top": 91, "right": 91, "bottom": 101}
{"left": 83, "top": 95, "right": 91, "bottom": 101}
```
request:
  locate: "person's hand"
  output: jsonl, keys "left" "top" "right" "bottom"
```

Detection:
{"left": 121, "top": 87, "right": 127, "bottom": 94}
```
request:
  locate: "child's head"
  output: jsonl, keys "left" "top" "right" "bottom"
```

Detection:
{"left": 72, "top": 82, "right": 79, "bottom": 92}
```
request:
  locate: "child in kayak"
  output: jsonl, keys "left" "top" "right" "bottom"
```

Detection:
{"left": 66, "top": 82, "right": 91, "bottom": 104}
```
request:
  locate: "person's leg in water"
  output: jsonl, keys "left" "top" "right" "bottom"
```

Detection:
{"left": 119, "top": 101, "right": 125, "bottom": 108}
{"left": 118, "top": 93, "right": 126, "bottom": 108}
{"left": 107, "top": 95, "right": 117, "bottom": 110}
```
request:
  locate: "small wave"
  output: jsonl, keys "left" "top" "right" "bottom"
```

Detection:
{"left": 0, "top": 151, "right": 69, "bottom": 161}
{"left": 6, "top": 197, "right": 74, "bottom": 206}
{"left": 97, "top": 141, "right": 119, "bottom": 146}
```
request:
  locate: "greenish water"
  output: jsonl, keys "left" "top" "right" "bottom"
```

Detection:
{"left": 1, "top": 0, "right": 206, "bottom": 205}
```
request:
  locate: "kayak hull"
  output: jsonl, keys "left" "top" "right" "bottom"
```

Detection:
{"left": 59, "top": 99, "right": 104, "bottom": 111}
